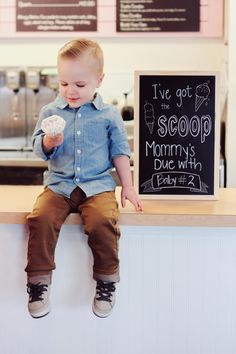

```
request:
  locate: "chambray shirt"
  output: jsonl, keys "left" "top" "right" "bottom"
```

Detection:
{"left": 32, "top": 93, "right": 130, "bottom": 198}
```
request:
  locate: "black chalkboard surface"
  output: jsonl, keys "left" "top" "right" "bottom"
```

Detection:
{"left": 134, "top": 71, "right": 220, "bottom": 200}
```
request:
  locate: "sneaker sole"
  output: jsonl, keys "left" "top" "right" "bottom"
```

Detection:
{"left": 29, "top": 305, "right": 51, "bottom": 319}
{"left": 31, "top": 311, "right": 50, "bottom": 319}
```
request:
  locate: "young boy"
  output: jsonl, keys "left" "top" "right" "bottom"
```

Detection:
{"left": 25, "top": 38, "right": 142, "bottom": 319}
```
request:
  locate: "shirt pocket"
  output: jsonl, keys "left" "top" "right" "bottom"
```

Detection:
{"left": 86, "top": 121, "right": 109, "bottom": 142}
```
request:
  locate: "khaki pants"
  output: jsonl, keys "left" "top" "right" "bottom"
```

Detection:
{"left": 25, "top": 187, "right": 120, "bottom": 282}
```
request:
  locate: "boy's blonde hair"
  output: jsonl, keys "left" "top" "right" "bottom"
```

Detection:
{"left": 58, "top": 38, "right": 104, "bottom": 75}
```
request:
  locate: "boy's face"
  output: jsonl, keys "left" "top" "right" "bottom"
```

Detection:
{"left": 58, "top": 54, "right": 104, "bottom": 108}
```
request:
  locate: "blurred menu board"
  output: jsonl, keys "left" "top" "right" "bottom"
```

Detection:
{"left": 117, "top": 0, "right": 200, "bottom": 32}
{"left": 16, "top": 0, "right": 97, "bottom": 32}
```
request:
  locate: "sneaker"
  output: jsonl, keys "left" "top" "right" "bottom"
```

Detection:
{"left": 92, "top": 280, "right": 116, "bottom": 318}
{"left": 27, "top": 282, "right": 50, "bottom": 319}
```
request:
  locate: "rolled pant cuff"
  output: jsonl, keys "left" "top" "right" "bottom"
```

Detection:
{"left": 93, "top": 271, "right": 120, "bottom": 283}
{"left": 27, "top": 273, "right": 52, "bottom": 285}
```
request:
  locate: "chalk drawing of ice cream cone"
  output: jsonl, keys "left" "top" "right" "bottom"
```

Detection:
{"left": 144, "top": 101, "right": 155, "bottom": 134}
{"left": 195, "top": 83, "right": 210, "bottom": 112}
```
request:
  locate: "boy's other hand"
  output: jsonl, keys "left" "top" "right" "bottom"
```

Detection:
{"left": 43, "top": 133, "right": 64, "bottom": 153}
{"left": 121, "top": 186, "right": 143, "bottom": 212}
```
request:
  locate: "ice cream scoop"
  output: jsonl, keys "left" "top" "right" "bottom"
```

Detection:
{"left": 41, "top": 115, "right": 66, "bottom": 136}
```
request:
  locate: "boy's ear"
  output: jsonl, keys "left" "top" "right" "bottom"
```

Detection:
{"left": 97, "top": 73, "right": 104, "bottom": 87}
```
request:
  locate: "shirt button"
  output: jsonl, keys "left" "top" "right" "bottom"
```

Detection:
{"left": 77, "top": 149, "right": 81, "bottom": 154}
{"left": 77, "top": 130, "right": 81, "bottom": 135}
{"left": 77, "top": 167, "right": 81, "bottom": 171}
{"left": 76, "top": 178, "right": 80, "bottom": 182}
{"left": 78, "top": 113, "right": 82, "bottom": 118}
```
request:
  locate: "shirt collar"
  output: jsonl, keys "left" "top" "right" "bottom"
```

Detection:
{"left": 91, "top": 93, "right": 104, "bottom": 110}
{"left": 55, "top": 92, "right": 104, "bottom": 111}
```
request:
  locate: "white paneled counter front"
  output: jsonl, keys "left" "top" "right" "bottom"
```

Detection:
{"left": 0, "top": 186, "right": 236, "bottom": 354}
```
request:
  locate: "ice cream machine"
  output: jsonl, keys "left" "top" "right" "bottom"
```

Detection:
{"left": 0, "top": 67, "right": 58, "bottom": 150}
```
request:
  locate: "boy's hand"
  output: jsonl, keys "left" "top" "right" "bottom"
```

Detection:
{"left": 43, "top": 133, "right": 64, "bottom": 153}
{"left": 121, "top": 186, "right": 143, "bottom": 211}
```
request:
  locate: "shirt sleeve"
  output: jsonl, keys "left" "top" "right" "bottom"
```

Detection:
{"left": 31, "top": 108, "right": 58, "bottom": 161}
{"left": 109, "top": 107, "right": 131, "bottom": 160}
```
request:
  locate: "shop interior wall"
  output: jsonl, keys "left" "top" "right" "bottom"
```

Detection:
{"left": 0, "top": 37, "right": 226, "bottom": 106}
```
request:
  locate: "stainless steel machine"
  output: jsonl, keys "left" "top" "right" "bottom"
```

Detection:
{"left": 0, "top": 67, "right": 58, "bottom": 184}
{"left": 0, "top": 67, "right": 58, "bottom": 150}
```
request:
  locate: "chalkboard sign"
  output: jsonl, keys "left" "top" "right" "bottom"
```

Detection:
{"left": 134, "top": 71, "right": 220, "bottom": 200}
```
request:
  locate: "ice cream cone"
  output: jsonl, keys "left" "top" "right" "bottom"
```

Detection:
{"left": 195, "top": 83, "right": 210, "bottom": 112}
{"left": 195, "top": 95, "right": 205, "bottom": 112}
{"left": 144, "top": 101, "right": 155, "bottom": 134}
{"left": 147, "top": 122, "right": 154, "bottom": 134}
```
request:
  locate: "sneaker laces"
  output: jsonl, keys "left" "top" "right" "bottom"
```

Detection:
{"left": 95, "top": 280, "right": 116, "bottom": 302}
{"left": 27, "top": 283, "right": 48, "bottom": 303}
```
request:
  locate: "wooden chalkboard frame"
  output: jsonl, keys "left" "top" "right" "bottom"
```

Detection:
{"left": 134, "top": 71, "right": 220, "bottom": 200}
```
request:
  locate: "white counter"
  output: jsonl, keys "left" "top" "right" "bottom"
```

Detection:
{"left": 0, "top": 186, "right": 236, "bottom": 354}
